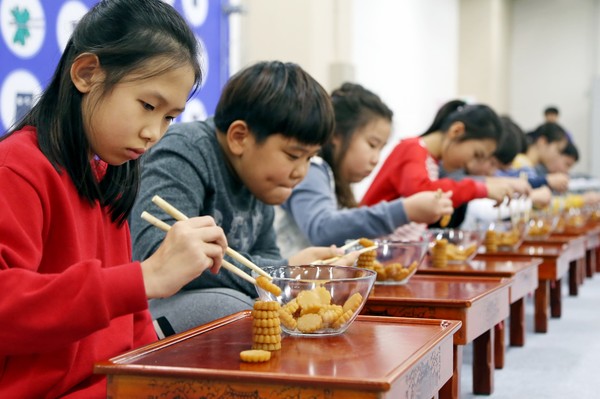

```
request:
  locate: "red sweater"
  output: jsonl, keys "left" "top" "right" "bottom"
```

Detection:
{"left": 0, "top": 128, "right": 156, "bottom": 398}
{"left": 362, "top": 137, "right": 487, "bottom": 208}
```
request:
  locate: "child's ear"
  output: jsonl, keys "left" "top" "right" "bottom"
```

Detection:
{"left": 226, "top": 120, "right": 251, "bottom": 155}
{"left": 447, "top": 121, "right": 466, "bottom": 140}
{"left": 70, "top": 53, "right": 103, "bottom": 94}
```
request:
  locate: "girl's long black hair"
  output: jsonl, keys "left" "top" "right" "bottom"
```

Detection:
{"left": 421, "top": 99, "right": 503, "bottom": 143}
{"left": 4, "top": 0, "right": 202, "bottom": 225}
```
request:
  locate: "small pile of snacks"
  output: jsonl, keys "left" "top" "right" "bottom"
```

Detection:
{"left": 356, "top": 238, "right": 424, "bottom": 283}
{"left": 240, "top": 300, "right": 282, "bottom": 363}
{"left": 484, "top": 223, "right": 523, "bottom": 252}
{"left": 255, "top": 265, "right": 376, "bottom": 336}
{"left": 431, "top": 238, "right": 448, "bottom": 268}
{"left": 428, "top": 228, "right": 483, "bottom": 266}
{"left": 278, "top": 286, "right": 363, "bottom": 334}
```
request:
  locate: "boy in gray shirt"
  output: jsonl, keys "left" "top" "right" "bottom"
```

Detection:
{"left": 130, "top": 61, "right": 338, "bottom": 334}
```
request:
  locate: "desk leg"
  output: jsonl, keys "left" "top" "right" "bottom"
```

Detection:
{"left": 550, "top": 278, "right": 562, "bottom": 318}
{"left": 439, "top": 344, "right": 462, "bottom": 399}
{"left": 569, "top": 261, "right": 578, "bottom": 296}
{"left": 578, "top": 257, "right": 586, "bottom": 285}
{"left": 473, "top": 328, "right": 494, "bottom": 395}
{"left": 510, "top": 298, "right": 525, "bottom": 346}
{"left": 494, "top": 322, "right": 505, "bottom": 369}
{"left": 596, "top": 246, "right": 600, "bottom": 273}
{"left": 535, "top": 280, "right": 549, "bottom": 333}
{"left": 586, "top": 248, "right": 595, "bottom": 278}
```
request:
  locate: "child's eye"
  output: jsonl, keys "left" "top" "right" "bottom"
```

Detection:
{"left": 165, "top": 116, "right": 176, "bottom": 123}
{"left": 142, "top": 102, "right": 155, "bottom": 111}
{"left": 286, "top": 153, "right": 300, "bottom": 161}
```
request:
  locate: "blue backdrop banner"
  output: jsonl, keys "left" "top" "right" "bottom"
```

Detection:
{"left": 0, "top": 0, "right": 227, "bottom": 133}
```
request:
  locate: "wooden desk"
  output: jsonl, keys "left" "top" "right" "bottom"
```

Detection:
{"left": 418, "top": 257, "right": 540, "bottom": 368}
{"left": 523, "top": 235, "right": 586, "bottom": 296}
{"left": 95, "top": 312, "right": 461, "bottom": 399}
{"left": 477, "top": 243, "right": 571, "bottom": 333}
{"left": 362, "top": 275, "right": 510, "bottom": 399}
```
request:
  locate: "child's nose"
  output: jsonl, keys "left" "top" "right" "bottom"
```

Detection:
{"left": 141, "top": 124, "right": 161, "bottom": 144}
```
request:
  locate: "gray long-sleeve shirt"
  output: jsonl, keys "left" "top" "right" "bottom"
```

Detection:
{"left": 277, "top": 157, "right": 408, "bottom": 258}
{"left": 130, "top": 118, "right": 285, "bottom": 298}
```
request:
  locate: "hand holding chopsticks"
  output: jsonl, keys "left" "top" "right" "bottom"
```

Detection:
{"left": 142, "top": 196, "right": 281, "bottom": 296}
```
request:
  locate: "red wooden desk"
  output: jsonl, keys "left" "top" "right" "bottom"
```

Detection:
{"left": 362, "top": 275, "right": 510, "bottom": 399}
{"left": 550, "top": 224, "right": 600, "bottom": 280}
{"left": 524, "top": 234, "right": 586, "bottom": 296}
{"left": 417, "top": 257, "right": 540, "bottom": 368}
{"left": 95, "top": 312, "right": 461, "bottom": 399}
{"left": 477, "top": 243, "right": 572, "bottom": 333}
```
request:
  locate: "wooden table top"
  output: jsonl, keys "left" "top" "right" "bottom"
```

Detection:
{"left": 95, "top": 312, "right": 461, "bottom": 399}
{"left": 365, "top": 275, "right": 511, "bottom": 344}
{"left": 477, "top": 243, "right": 571, "bottom": 281}
{"left": 418, "top": 257, "right": 540, "bottom": 303}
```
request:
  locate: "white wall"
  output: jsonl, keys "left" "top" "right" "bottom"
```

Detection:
{"left": 351, "top": 0, "right": 459, "bottom": 198}
{"left": 509, "top": 0, "right": 596, "bottom": 173}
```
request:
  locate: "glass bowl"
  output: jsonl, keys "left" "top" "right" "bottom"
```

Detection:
{"left": 255, "top": 265, "right": 376, "bottom": 337}
{"left": 483, "top": 219, "right": 528, "bottom": 252}
{"left": 427, "top": 228, "right": 484, "bottom": 264}
{"left": 524, "top": 211, "right": 558, "bottom": 240}
{"left": 359, "top": 240, "right": 428, "bottom": 285}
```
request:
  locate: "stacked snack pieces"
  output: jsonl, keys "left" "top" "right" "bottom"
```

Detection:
{"left": 484, "top": 230, "right": 498, "bottom": 252}
{"left": 431, "top": 238, "right": 448, "bottom": 268}
{"left": 278, "top": 286, "right": 363, "bottom": 334}
{"left": 251, "top": 301, "right": 282, "bottom": 351}
{"left": 356, "top": 238, "right": 377, "bottom": 269}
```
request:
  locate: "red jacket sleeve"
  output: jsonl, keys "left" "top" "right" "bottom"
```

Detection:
{"left": 362, "top": 138, "right": 488, "bottom": 208}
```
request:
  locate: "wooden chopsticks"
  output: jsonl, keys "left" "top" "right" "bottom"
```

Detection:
{"left": 141, "top": 195, "right": 271, "bottom": 284}
{"left": 310, "top": 240, "right": 378, "bottom": 265}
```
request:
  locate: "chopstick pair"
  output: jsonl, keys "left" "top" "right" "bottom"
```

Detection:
{"left": 140, "top": 195, "right": 271, "bottom": 287}
{"left": 310, "top": 239, "right": 378, "bottom": 265}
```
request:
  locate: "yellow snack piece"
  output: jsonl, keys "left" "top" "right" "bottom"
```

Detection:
{"left": 240, "top": 349, "right": 271, "bottom": 363}
{"left": 296, "top": 313, "right": 323, "bottom": 333}
{"left": 253, "top": 301, "right": 280, "bottom": 311}
{"left": 255, "top": 276, "right": 282, "bottom": 297}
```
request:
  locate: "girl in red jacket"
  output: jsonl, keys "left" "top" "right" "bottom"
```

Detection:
{"left": 0, "top": 1, "right": 227, "bottom": 398}
{"left": 362, "top": 100, "right": 529, "bottom": 214}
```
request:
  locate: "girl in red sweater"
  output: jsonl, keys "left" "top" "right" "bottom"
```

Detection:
{"left": 362, "top": 100, "right": 529, "bottom": 214}
{"left": 0, "top": 1, "right": 227, "bottom": 398}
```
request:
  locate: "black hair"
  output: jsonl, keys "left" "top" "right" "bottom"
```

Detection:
{"left": 544, "top": 106, "right": 559, "bottom": 116}
{"left": 525, "top": 122, "right": 568, "bottom": 149}
{"left": 562, "top": 140, "right": 579, "bottom": 162}
{"left": 213, "top": 61, "right": 334, "bottom": 146}
{"left": 320, "top": 82, "right": 393, "bottom": 208}
{"left": 495, "top": 116, "right": 524, "bottom": 165}
{"left": 4, "top": 0, "right": 202, "bottom": 225}
{"left": 421, "top": 99, "right": 503, "bottom": 143}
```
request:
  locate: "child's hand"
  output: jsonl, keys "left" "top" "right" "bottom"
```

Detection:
{"left": 290, "top": 245, "right": 358, "bottom": 266}
{"left": 485, "top": 180, "right": 514, "bottom": 205}
{"left": 530, "top": 186, "right": 552, "bottom": 208}
{"left": 486, "top": 177, "right": 532, "bottom": 196}
{"left": 546, "top": 173, "right": 570, "bottom": 193}
{"left": 141, "top": 216, "right": 227, "bottom": 299}
{"left": 403, "top": 191, "right": 454, "bottom": 224}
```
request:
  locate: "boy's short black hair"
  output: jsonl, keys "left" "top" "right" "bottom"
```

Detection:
{"left": 544, "top": 106, "right": 559, "bottom": 116}
{"left": 214, "top": 61, "right": 334, "bottom": 146}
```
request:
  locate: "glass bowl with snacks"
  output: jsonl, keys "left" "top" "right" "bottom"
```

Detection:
{"left": 524, "top": 210, "right": 558, "bottom": 240}
{"left": 483, "top": 219, "right": 529, "bottom": 252}
{"left": 255, "top": 265, "right": 376, "bottom": 337}
{"left": 427, "top": 228, "right": 484, "bottom": 266}
{"left": 354, "top": 238, "right": 428, "bottom": 285}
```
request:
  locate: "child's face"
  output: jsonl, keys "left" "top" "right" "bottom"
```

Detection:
{"left": 338, "top": 117, "right": 391, "bottom": 183}
{"left": 82, "top": 64, "right": 195, "bottom": 165}
{"left": 442, "top": 138, "right": 496, "bottom": 173}
{"left": 539, "top": 138, "right": 568, "bottom": 169}
{"left": 547, "top": 154, "right": 576, "bottom": 173}
{"left": 235, "top": 134, "right": 321, "bottom": 205}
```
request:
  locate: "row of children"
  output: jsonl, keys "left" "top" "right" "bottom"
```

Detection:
{"left": 1, "top": 1, "right": 596, "bottom": 397}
